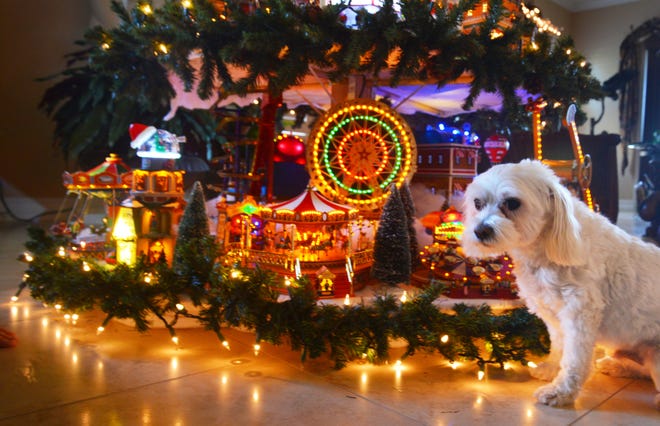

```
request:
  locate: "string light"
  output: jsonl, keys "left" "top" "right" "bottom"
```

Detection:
{"left": 477, "top": 370, "right": 485, "bottom": 381}
{"left": 97, "top": 326, "right": 105, "bottom": 334}
{"left": 57, "top": 246, "right": 66, "bottom": 257}
{"left": 140, "top": 4, "right": 153, "bottom": 15}
{"left": 521, "top": 3, "right": 561, "bottom": 36}
{"left": 175, "top": 303, "right": 185, "bottom": 311}
{"left": 440, "top": 334, "right": 449, "bottom": 343}
{"left": 400, "top": 290, "right": 408, "bottom": 303}
{"left": 181, "top": 0, "right": 193, "bottom": 8}
{"left": 344, "top": 294, "right": 350, "bottom": 306}
{"left": 222, "top": 340, "right": 230, "bottom": 350}
{"left": 82, "top": 261, "right": 91, "bottom": 272}
{"left": 527, "top": 361, "right": 538, "bottom": 369}
{"left": 10, "top": 296, "right": 18, "bottom": 302}
{"left": 55, "top": 304, "right": 62, "bottom": 310}
{"left": 171, "top": 336, "right": 180, "bottom": 345}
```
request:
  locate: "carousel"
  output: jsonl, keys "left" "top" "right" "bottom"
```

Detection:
{"left": 246, "top": 187, "right": 372, "bottom": 298}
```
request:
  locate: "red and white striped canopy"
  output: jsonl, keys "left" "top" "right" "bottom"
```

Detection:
{"left": 263, "top": 188, "right": 358, "bottom": 223}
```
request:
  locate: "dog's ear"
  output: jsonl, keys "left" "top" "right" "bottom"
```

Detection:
{"left": 545, "top": 182, "right": 585, "bottom": 266}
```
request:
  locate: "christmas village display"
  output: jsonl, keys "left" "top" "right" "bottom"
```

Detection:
{"left": 13, "top": 0, "right": 606, "bottom": 372}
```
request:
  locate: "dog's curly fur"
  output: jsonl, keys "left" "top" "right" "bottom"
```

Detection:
{"left": 461, "top": 160, "right": 660, "bottom": 408}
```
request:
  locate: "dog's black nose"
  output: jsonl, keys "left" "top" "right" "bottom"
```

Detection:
{"left": 474, "top": 223, "right": 495, "bottom": 242}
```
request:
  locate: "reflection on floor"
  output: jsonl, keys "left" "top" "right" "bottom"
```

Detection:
{"left": 0, "top": 203, "right": 657, "bottom": 425}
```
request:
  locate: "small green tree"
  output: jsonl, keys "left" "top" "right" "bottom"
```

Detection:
{"left": 173, "top": 181, "right": 215, "bottom": 287}
{"left": 399, "top": 181, "right": 421, "bottom": 269}
{"left": 372, "top": 185, "right": 411, "bottom": 285}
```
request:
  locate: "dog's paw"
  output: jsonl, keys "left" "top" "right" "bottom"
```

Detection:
{"left": 533, "top": 383, "right": 576, "bottom": 407}
{"left": 529, "top": 362, "right": 559, "bottom": 381}
{"left": 596, "top": 356, "right": 627, "bottom": 377}
{"left": 596, "top": 355, "right": 648, "bottom": 379}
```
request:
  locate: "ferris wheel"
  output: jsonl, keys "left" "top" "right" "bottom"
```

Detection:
{"left": 307, "top": 99, "right": 417, "bottom": 210}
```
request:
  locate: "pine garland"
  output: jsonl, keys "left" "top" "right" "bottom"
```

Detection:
{"left": 39, "top": 0, "right": 603, "bottom": 165}
{"left": 16, "top": 226, "right": 549, "bottom": 370}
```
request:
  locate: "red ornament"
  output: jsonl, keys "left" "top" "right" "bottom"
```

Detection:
{"left": 483, "top": 134, "right": 510, "bottom": 164}
{"left": 274, "top": 134, "right": 305, "bottom": 164}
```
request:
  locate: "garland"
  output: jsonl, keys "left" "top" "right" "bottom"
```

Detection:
{"left": 39, "top": 0, "right": 603, "bottom": 165}
{"left": 16, "top": 226, "right": 549, "bottom": 370}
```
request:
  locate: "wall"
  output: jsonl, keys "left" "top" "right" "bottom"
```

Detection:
{"left": 569, "top": 0, "right": 659, "bottom": 199}
{"left": 0, "top": 0, "right": 91, "bottom": 212}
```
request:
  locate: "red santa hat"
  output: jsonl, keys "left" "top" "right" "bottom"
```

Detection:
{"left": 129, "top": 123, "right": 157, "bottom": 149}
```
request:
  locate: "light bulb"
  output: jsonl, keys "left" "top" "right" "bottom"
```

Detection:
{"left": 478, "top": 370, "right": 485, "bottom": 381}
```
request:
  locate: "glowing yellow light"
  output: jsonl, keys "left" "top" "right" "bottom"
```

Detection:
{"left": 64, "top": 314, "right": 71, "bottom": 320}
{"left": 450, "top": 361, "right": 459, "bottom": 370}
{"left": 58, "top": 246, "right": 66, "bottom": 257}
{"left": 580, "top": 60, "right": 587, "bottom": 67}
{"left": 42, "top": 318, "right": 48, "bottom": 327}
{"left": 478, "top": 370, "right": 485, "bottom": 381}
{"left": 344, "top": 294, "right": 350, "bottom": 306}
{"left": 527, "top": 361, "right": 538, "bottom": 369}
{"left": 144, "top": 274, "right": 153, "bottom": 284}
{"left": 566, "top": 48, "right": 572, "bottom": 55}
{"left": 230, "top": 270, "right": 241, "bottom": 279}
{"left": 55, "top": 304, "right": 62, "bottom": 310}
{"left": 10, "top": 296, "right": 18, "bottom": 302}
{"left": 441, "top": 334, "right": 449, "bottom": 343}
{"left": 504, "top": 363, "right": 512, "bottom": 370}
{"left": 101, "top": 42, "right": 110, "bottom": 50}
{"left": 82, "top": 261, "right": 91, "bottom": 272}
{"left": 175, "top": 303, "right": 185, "bottom": 311}
{"left": 222, "top": 340, "right": 230, "bottom": 350}
{"left": 97, "top": 326, "right": 105, "bottom": 334}
{"left": 23, "top": 273, "right": 29, "bottom": 280}
{"left": 252, "top": 389, "right": 260, "bottom": 402}
{"left": 172, "top": 336, "right": 179, "bottom": 345}
{"left": 181, "top": 0, "right": 192, "bottom": 8}
{"left": 64, "top": 336, "right": 71, "bottom": 346}
{"left": 400, "top": 290, "right": 408, "bottom": 303}
{"left": 140, "top": 4, "right": 153, "bottom": 15}
{"left": 158, "top": 43, "right": 169, "bottom": 54}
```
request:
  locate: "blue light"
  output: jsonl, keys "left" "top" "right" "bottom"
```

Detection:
{"left": 438, "top": 123, "right": 445, "bottom": 131}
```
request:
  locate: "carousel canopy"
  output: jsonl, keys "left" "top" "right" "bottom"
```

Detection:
{"left": 62, "top": 154, "right": 132, "bottom": 190}
{"left": 261, "top": 187, "right": 358, "bottom": 224}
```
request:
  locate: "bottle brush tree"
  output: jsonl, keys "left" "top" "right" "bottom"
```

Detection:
{"left": 372, "top": 185, "right": 411, "bottom": 285}
{"left": 173, "top": 181, "right": 216, "bottom": 290}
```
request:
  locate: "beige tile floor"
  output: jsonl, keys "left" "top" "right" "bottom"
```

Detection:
{"left": 0, "top": 206, "right": 658, "bottom": 426}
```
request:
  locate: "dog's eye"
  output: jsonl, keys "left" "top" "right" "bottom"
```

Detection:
{"left": 502, "top": 197, "right": 521, "bottom": 212}
{"left": 474, "top": 198, "right": 485, "bottom": 211}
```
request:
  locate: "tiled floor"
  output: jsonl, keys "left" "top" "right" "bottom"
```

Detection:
{"left": 0, "top": 205, "right": 658, "bottom": 425}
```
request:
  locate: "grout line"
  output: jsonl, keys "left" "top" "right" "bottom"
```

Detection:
{"left": 568, "top": 379, "right": 636, "bottom": 425}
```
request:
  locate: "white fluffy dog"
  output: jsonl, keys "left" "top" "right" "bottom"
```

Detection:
{"left": 461, "top": 160, "right": 660, "bottom": 408}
